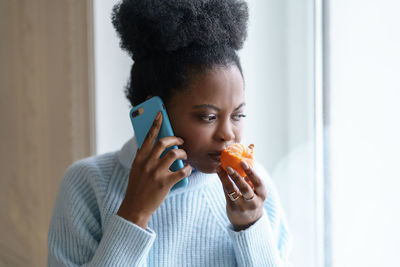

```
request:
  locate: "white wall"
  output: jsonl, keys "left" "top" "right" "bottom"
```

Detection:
{"left": 239, "top": 0, "right": 288, "bottom": 172}
{"left": 271, "top": 1, "right": 317, "bottom": 266}
{"left": 328, "top": 1, "right": 400, "bottom": 266}
{"left": 94, "top": 0, "right": 133, "bottom": 155}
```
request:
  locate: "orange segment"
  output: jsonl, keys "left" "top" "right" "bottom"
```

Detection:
{"left": 220, "top": 143, "right": 254, "bottom": 177}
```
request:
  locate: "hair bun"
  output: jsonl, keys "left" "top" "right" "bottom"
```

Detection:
{"left": 112, "top": 0, "right": 248, "bottom": 61}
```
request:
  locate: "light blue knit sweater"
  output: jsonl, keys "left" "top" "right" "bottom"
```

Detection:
{"left": 48, "top": 137, "right": 291, "bottom": 266}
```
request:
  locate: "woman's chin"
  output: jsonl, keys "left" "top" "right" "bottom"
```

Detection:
{"left": 191, "top": 162, "right": 220, "bottom": 174}
{"left": 183, "top": 157, "right": 221, "bottom": 174}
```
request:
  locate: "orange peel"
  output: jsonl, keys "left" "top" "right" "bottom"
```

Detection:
{"left": 220, "top": 143, "right": 254, "bottom": 177}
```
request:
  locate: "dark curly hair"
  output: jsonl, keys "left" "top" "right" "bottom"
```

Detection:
{"left": 111, "top": 0, "right": 249, "bottom": 107}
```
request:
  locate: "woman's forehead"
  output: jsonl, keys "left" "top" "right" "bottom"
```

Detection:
{"left": 170, "top": 65, "right": 245, "bottom": 108}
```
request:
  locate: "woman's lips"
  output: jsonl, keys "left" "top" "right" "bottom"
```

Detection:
{"left": 208, "top": 152, "right": 221, "bottom": 162}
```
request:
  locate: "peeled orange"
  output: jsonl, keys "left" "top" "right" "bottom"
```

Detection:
{"left": 220, "top": 143, "right": 255, "bottom": 177}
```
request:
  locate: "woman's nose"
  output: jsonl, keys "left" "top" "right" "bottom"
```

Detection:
{"left": 215, "top": 120, "right": 235, "bottom": 142}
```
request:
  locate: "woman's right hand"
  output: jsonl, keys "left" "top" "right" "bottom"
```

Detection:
{"left": 117, "top": 111, "right": 192, "bottom": 229}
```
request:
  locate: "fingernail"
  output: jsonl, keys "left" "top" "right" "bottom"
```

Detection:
{"left": 178, "top": 137, "right": 184, "bottom": 143}
{"left": 155, "top": 111, "right": 161, "bottom": 121}
{"left": 226, "top": 166, "right": 234, "bottom": 175}
{"left": 188, "top": 165, "right": 193, "bottom": 176}
{"left": 242, "top": 161, "right": 249, "bottom": 170}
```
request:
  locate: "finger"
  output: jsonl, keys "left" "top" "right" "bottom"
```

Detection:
{"left": 244, "top": 176, "right": 255, "bottom": 190}
{"left": 216, "top": 165, "right": 241, "bottom": 202}
{"left": 169, "top": 163, "right": 193, "bottom": 182}
{"left": 158, "top": 148, "right": 188, "bottom": 171}
{"left": 141, "top": 112, "right": 162, "bottom": 154}
{"left": 226, "top": 166, "right": 254, "bottom": 200}
{"left": 150, "top": 136, "right": 184, "bottom": 161}
{"left": 241, "top": 161, "right": 267, "bottom": 199}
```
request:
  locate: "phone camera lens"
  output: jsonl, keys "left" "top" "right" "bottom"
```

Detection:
{"left": 131, "top": 110, "right": 139, "bottom": 118}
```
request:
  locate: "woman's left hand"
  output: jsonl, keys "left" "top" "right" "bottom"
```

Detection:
{"left": 216, "top": 161, "right": 268, "bottom": 231}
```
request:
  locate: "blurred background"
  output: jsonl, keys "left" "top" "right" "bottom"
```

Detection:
{"left": 0, "top": 0, "right": 399, "bottom": 266}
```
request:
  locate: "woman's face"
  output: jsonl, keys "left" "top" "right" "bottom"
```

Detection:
{"left": 167, "top": 65, "right": 246, "bottom": 173}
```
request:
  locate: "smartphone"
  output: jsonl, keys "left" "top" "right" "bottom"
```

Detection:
{"left": 129, "top": 96, "right": 188, "bottom": 190}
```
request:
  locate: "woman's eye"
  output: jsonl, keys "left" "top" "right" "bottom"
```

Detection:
{"left": 200, "top": 114, "right": 217, "bottom": 122}
{"left": 198, "top": 113, "right": 247, "bottom": 122}
{"left": 232, "top": 114, "right": 247, "bottom": 121}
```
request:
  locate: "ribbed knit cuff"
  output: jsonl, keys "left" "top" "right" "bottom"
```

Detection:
{"left": 90, "top": 214, "right": 156, "bottom": 266}
{"left": 227, "top": 210, "right": 282, "bottom": 267}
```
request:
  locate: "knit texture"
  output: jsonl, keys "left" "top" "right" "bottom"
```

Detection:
{"left": 48, "top": 137, "right": 292, "bottom": 266}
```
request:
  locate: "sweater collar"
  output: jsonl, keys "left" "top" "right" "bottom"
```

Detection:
{"left": 117, "top": 136, "right": 138, "bottom": 170}
{"left": 116, "top": 137, "right": 219, "bottom": 193}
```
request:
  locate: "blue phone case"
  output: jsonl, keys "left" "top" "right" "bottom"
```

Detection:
{"left": 129, "top": 96, "right": 188, "bottom": 190}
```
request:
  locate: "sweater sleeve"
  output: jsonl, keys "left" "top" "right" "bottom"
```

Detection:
{"left": 226, "top": 162, "right": 292, "bottom": 267}
{"left": 47, "top": 160, "right": 156, "bottom": 266}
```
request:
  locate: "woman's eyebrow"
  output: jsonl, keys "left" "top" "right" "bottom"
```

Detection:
{"left": 192, "top": 103, "right": 246, "bottom": 111}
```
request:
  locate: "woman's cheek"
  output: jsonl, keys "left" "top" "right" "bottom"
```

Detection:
{"left": 184, "top": 129, "right": 210, "bottom": 153}
{"left": 234, "top": 122, "right": 244, "bottom": 142}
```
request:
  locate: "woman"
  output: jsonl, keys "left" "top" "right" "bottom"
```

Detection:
{"left": 48, "top": 0, "right": 292, "bottom": 266}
